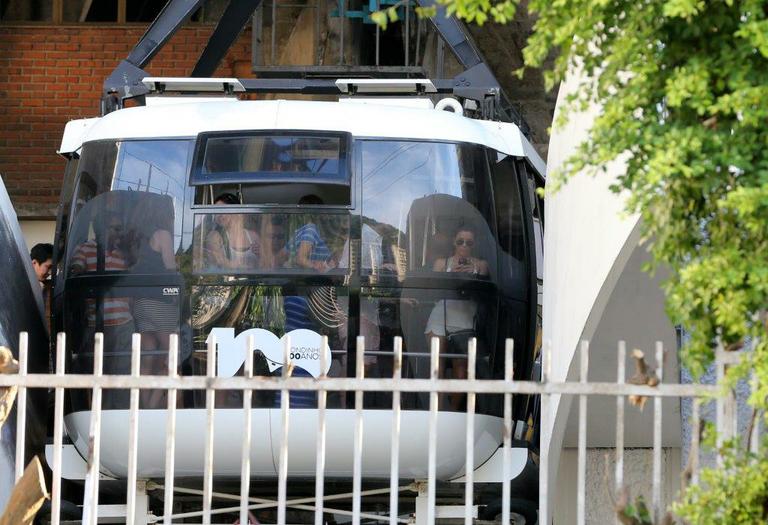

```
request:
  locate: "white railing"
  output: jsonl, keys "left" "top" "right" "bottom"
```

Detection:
{"left": 4, "top": 332, "right": 741, "bottom": 524}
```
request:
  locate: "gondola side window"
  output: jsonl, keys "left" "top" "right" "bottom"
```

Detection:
{"left": 360, "top": 140, "right": 497, "bottom": 282}
{"left": 489, "top": 156, "right": 527, "bottom": 293}
{"left": 189, "top": 284, "right": 349, "bottom": 409}
{"left": 192, "top": 212, "right": 351, "bottom": 274}
{"left": 53, "top": 155, "right": 81, "bottom": 283}
{"left": 192, "top": 133, "right": 351, "bottom": 206}
{"left": 524, "top": 165, "right": 545, "bottom": 283}
{"left": 65, "top": 140, "right": 192, "bottom": 277}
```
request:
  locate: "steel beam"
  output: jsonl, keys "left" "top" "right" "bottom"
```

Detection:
{"left": 192, "top": 0, "right": 264, "bottom": 77}
{"left": 418, "top": 0, "right": 529, "bottom": 133}
{"left": 100, "top": 0, "right": 531, "bottom": 135}
{"left": 126, "top": 0, "right": 207, "bottom": 68}
{"left": 102, "top": 0, "right": 207, "bottom": 111}
{"left": 417, "top": 0, "right": 483, "bottom": 69}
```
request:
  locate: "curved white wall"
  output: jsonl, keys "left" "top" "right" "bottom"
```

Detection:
{"left": 542, "top": 73, "right": 679, "bottom": 521}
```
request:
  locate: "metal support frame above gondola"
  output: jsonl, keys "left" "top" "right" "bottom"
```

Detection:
{"left": 101, "top": 0, "right": 530, "bottom": 135}
{"left": 101, "top": 0, "right": 207, "bottom": 112}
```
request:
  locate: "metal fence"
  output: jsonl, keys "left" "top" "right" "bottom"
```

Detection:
{"left": 2, "top": 332, "right": 742, "bottom": 524}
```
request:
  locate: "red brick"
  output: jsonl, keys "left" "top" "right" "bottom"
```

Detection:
{"left": 0, "top": 24, "right": 251, "bottom": 218}
{"left": 23, "top": 51, "right": 48, "bottom": 60}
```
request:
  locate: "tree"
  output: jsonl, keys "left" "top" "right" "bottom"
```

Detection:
{"left": 379, "top": 0, "right": 768, "bottom": 521}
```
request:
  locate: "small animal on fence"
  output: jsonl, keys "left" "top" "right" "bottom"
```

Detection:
{"left": 627, "top": 349, "right": 662, "bottom": 410}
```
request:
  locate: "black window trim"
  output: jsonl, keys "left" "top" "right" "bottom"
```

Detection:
{"left": 190, "top": 129, "right": 353, "bottom": 187}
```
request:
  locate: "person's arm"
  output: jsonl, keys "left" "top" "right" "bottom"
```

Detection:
{"left": 295, "top": 240, "right": 316, "bottom": 269}
{"left": 152, "top": 229, "right": 176, "bottom": 270}
{"left": 205, "top": 230, "right": 231, "bottom": 269}
{"left": 432, "top": 257, "right": 447, "bottom": 272}
{"left": 294, "top": 224, "right": 326, "bottom": 271}
{"left": 247, "top": 229, "right": 261, "bottom": 266}
{"left": 477, "top": 259, "right": 489, "bottom": 276}
{"left": 69, "top": 243, "right": 88, "bottom": 274}
{"left": 274, "top": 246, "right": 290, "bottom": 268}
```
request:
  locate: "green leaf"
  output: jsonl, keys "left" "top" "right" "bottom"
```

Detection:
{"left": 417, "top": 0, "right": 768, "bottom": 518}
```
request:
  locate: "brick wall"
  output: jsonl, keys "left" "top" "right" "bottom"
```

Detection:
{"left": 0, "top": 24, "right": 252, "bottom": 218}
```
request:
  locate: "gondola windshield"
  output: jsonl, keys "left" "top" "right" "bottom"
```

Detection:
{"left": 192, "top": 132, "right": 351, "bottom": 206}
{"left": 58, "top": 135, "right": 531, "bottom": 416}
{"left": 61, "top": 139, "right": 191, "bottom": 409}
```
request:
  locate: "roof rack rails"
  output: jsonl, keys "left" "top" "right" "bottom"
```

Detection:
{"left": 142, "top": 77, "right": 246, "bottom": 94}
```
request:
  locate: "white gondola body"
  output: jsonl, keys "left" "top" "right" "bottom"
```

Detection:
{"left": 56, "top": 95, "right": 544, "bottom": 481}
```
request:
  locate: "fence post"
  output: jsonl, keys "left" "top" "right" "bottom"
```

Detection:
{"left": 50, "top": 333, "right": 66, "bottom": 525}
{"left": 652, "top": 342, "right": 664, "bottom": 523}
{"left": 615, "top": 341, "right": 626, "bottom": 525}
{"left": 715, "top": 343, "right": 738, "bottom": 467}
{"left": 14, "top": 332, "right": 27, "bottom": 483}
{"left": 577, "top": 341, "right": 589, "bottom": 525}
{"left": 539, "top": 341, "right": 552, "bottom": 525}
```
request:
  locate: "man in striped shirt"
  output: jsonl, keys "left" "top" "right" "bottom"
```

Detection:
{"left": 70, "top": 215, "right": 135, "bottom": 393}
{"left": 288, "top": 195, "right": 333, "bottom": 272}
{"left": 284, "top": 196, "right": 334, "bottom": 332}
{"left": 70, "top": 236, "right": 133, "bottom": 327}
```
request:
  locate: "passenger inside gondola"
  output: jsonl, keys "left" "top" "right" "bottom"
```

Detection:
{"left": 288, "top": 194, "right": 333, "bottom": 271}
{"left": 206, "top": 193, "right": 261, "bottom": 270}
{"left": 70, "top": 213, "right": 127, "bottom": 275}
{"left": 283, "top": 196, "right": 333, "bottom": 335}
{"left": 258, "top": 215, "right": 289, "bottom": 269}
{"left": 431, "top": 226, "right": 489, "bottom": 276}
{"left": 426, "top": 225, "right": 489, "bottom": 409}
{"left": 129, "top": 196, "right": 178, "bottom": 406}
{"left": 70, "top": 208, "right": 135, "bottom": 406}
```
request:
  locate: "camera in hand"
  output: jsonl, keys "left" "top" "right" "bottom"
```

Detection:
{"left": 459, "top": 257, "right": 469, "bottom": 265}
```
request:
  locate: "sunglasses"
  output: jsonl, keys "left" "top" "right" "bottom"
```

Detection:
{"left": 454, "top": 238, "right": 474, "bottom": 247}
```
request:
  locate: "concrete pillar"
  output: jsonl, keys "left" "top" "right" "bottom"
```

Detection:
{"left": 554, "top": 448, "right": 681, "bottom": 524}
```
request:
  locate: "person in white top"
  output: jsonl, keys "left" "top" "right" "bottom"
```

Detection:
{"left": 206, "top": 193, "right": 261, "bottom": 271}
{"left": 430, "top": 226, "right": 489, "bottom": 276}
{"left": 425, "top": 226, "right": 488, "bottom": 409}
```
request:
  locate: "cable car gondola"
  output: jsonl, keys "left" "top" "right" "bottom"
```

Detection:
{"left": 52, "top": 81, "right": 544, "bottom": 492}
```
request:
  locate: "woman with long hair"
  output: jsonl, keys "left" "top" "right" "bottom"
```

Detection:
{"left": 206, "top": 193, "right": 261, "bottom": 270}
{"left": 425, "top": 226, "right": 488, "bottom": 409}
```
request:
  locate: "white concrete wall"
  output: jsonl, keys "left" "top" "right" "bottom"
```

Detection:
{"left": 554, "top": 448, "right": 681, "bottom": 524}
{"left": 19, "top": 220, "right": 55, "bottom": 255}
{"left": 543, "top": 71, "right": 679, "bottom": 521}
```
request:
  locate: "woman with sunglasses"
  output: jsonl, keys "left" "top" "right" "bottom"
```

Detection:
{"left": 426, "top": 226, "right": 488, "bottom": 409}
{"left": 432, "top": 226, "right": 489, "bottom": 275}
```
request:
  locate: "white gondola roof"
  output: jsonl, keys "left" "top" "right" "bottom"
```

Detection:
{"left": 62, "top": 99, "right": 545, "bottom": 176}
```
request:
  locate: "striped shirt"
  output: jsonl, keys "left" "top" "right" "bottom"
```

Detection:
{"left": 70, "top": 240, "right": 132, "bottom": 326}
{"left": 284, "top": 296, "right": 314, "bottom": 332}
{"left": 272, "top": 366, "right": 317, "bottom": 408}
{"left": 284, "top": 223, "right": 330, "bottom": 333}
{"left": 289, "top": 223, "right": 331, "bottom": 263}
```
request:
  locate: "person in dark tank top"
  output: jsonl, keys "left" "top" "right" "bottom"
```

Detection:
{"left": 129, "top": 194, "right": 179, "bottom": 407}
